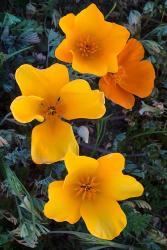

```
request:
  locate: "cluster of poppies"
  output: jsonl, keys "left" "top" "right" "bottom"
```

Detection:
{"left": 10, "top": 4, "right": 155, "bottom": 240}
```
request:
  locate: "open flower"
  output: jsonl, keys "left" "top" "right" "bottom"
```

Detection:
{"left": 55, "top": 4, "right": 130, "bottom": 76}
{"left": 99, "top": 38, "right": 155, "bottom": 109}
{"left": 44, "top": 152, "right": 144, "bottom": 240}
{"left": 10, "top": 64, "right": 105, "bottom": 164}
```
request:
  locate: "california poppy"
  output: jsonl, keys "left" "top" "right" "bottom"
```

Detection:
{"left": 55, "top": 4, "right": 130, "bottom": 76}
{"left": 44, "top": 152, "right": 144, "bottom": 240}
{"left": 99, "top": 38, "right": 155, "bottom": 109}
{"left": 10, "top": 64, "right": 105, "bottom": 164}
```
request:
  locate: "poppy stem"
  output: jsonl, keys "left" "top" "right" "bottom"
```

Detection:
{"left": 105, "top": 2, "right": 117, "bottom": 20}
{"left": 48, "top": 230, "right": 132, "bottom": 249}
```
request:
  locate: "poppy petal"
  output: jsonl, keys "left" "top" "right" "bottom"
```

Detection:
{"left": 65, "top": 151, "right": 98, "bottom": 174}
{"left": 75, "top": 4, "right": 104, "bottom": 33}
{"left": 99, "top": 77, "right": 135, "bottom": 109}
{"left": 118, "top": 38, "right": 144, "bottom": 66}
{"left": 15, "top": 64, "right": 69, "bottom": 99}
{"left": 44, "top": 180, "right": 81, "bottom": 224}
{"left": 10, "top": 96, "right": 44, "bottom": 123}
{"left": 97, "top": 153, "right": 144, "bottom": 200}
{"left": 71, "top": 54, "right": 108, "bottom": 76}
{"left": 31, "top": 117, "right": 79, "bottom": 164}
{"left": 55, "top": 39, "right": 73, "bottom": 63}
{"left": 104, "top": 22, "right": 130, "bottom": 55}
{"left": 81, "top": 198, "right": 127, "bottom": 240}
{"left": 59, "top": 13, "right": 75, "bottom": 35}
{"left": 57, "top": 79, "right": 106, "bottom": 119}
{"left": 97, "top": 153, "right": 125, "bottom": 174}
{"left": 107, "top": 55, "right": 118, "bottom": 73}
{"left": 121, "top": 60, "right": 155, "bottom": 98}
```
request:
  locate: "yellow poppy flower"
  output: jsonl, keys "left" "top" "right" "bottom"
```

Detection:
{"left": 55, "top": 4, "right": 130, "bottom": 76}
{"left": 10, "top": 64, "right": 105, "bottom": 164}
{"left": 44, "top": 152, "right": 144, "bottom": 240}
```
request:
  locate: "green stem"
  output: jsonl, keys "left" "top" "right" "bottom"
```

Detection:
{"left": 49, "top": 231, "right": 132, "bottom": 249}
{"left": 105, "top": 2, "right": 117, "bottom": 19}
{"left": 6, "top": 46, "right": 33, "bottom": 60}
{"left": 130, "top": 130, "right": 167, "bottom": 139}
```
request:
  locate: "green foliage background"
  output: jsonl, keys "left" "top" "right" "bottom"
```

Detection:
{"left": 0, "top": 0, "right": 166, "bottom": 249}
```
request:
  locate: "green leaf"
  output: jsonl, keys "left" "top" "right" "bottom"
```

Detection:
{"left": 143, "top": 1, "right": 155, "bottom": 14}
{"left": 49, "top": 231, "right": 132, "bottom": 249}
{"left": 0, "top": 233, "right": 12, "bottom": 246}
{"left": 142, "top": 40, "right": 164, "bottom": 55}
{"left": 124, "top": 213, "right": 152, "bottom": 236}
{"left": 3, "top": 13, "right": 21, "bottom": 27}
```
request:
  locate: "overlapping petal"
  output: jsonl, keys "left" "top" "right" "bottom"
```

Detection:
{"left": 99, "top": 76, "right": 135, "bottom": 109}
{"left": 118, "top": 38, "right": 144, "bottom": 65}
{"left": 31, "top": 117, "right": 79, "bottom": 164}
{"left": 80, "top": 198, "right": 127, "bottom": 240}
{"left": 55, "top": 39, "right": 73, "bottom": 63}
{"left": 15, "top": 64, "right": 69, "bottom": 100}
{"left": 104, "top": 22, "right": 130, "bottom": 56}
{"left": 71, "top": 54, "right": 109, "bottom": 76}
{"left": 10, "top": 95, "right": 44, "bottom": 123}
{"left": 120, "top": 60, "right": 155, "bottom": 98}
{"left": 44, "top": 181, "right": 81, "bottom": 223}
{"left": 57, "top": 79, "right": 106, "bottom": 120}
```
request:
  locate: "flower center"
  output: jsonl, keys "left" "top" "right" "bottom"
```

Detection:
{"left": 40, "top": 98, "right": 61, "bottom": 119}
{"left": 47, "top": 106, "right": 56, "bottom": 115}
{"left": 105, "top": 66, "right": 127, "bottom": 86}
{"left": 74, "top": 176, "right": 100, "bottom": 201}
{"left": 76, "top": 35, "right": 100, "bottom": 58}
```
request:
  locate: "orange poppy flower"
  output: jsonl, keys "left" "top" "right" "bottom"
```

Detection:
{"left": 44, "top": 152, "right": 144, "bottom": 240}
{"left": 55, "top": 4, "right": 130, "bottom": 76}
{"left": 99, "top": 38, "right": 155, "bottom": 109}
{"left": 10, "top": 64, "right": 105, "bottom": 164}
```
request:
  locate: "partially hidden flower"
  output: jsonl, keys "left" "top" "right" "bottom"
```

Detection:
{"left": 10, "top": 64, "right": 105, "bottom": 164}
{"left": 44, "top": 152, "right": 144, "bottom": 240}
{"left": 99, "top": 38, "right": 155, "bottom": 109}
{"left": 55, "top": 4, "right": 130, "bottom": 76}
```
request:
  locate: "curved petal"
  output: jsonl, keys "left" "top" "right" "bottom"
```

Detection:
{"left": 99, "top": 173, "right": 143, "bottom": 201}
{"left": 59, "top": 13, "right": 75, "bottom": 35}
{"left": 102, "top": 22, "right": 129, "bottom": 74}
{"left": 105, "top": 175, "right": 144, "bottom": 201}
{"left": 120, "top": 60, "right": 155, "bottom": 98}
{"left": 65, "top": 151, "right": 98, "bottom": 174}
{"left": 15, "top": 64, "right": 69, "bottom": 100}
{"left": 44, "top": 180, "right": 81, "bottom": 224}
{"left": 97, "top": 153, "right": 125, "bottom": 174}
{"left": 75, "top": 4, "right": 104, "bottom": 34}
{"left": 99, "top": 76, "right": 135, "bottom": 109}
{"left": 72, "top": 53, "right": 108, "bottom": 76}
{"left": 31, "top": 117, "right": 79, "bottom": 164}
{"left": 10, "top": 96, "right": 44, "bottom": 123}
{"left": 97, "top": 153, "right": 144, "bottom": 200}
{"left": 81, "top": 198, "right": 127, "bottom": 240}
{"left": 118, "top": 38, "right": 144, "bottom": 66}
{"left": 55, "top": 39, "right": 73, "bottom": 63}
{"left": 57, "top": 79, "right": 106, "bottom": 119}
{"left": 107, "top": 55, "right": 118, "bottom": 73}
{"left": 104, "top": 22, "right": 130, "bottom": 55}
